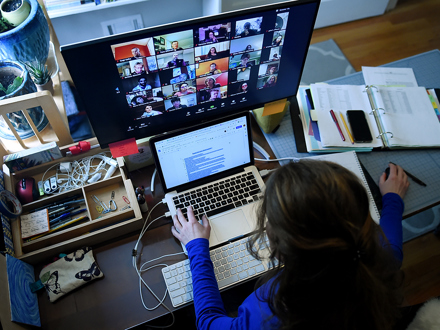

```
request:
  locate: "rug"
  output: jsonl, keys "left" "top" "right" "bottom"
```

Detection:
{"left": 300, "top": 39, "right": 439, "bottom": 242}
{"left": 300, "top": 38, "right": 356, "bottom": 85}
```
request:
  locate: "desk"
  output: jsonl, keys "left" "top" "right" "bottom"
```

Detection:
{"left": 36, "top": 51, "right": 440, "bottom": 329}
{"left": 35, "top": 118, "right": 277, "bottom": 330}
{"left": 265, "top": 50, "right": 440, "bottom": 217}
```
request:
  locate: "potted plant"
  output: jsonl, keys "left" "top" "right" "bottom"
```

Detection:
{"left": 24, "top": 60, "right": 53, "bottom": 94}
{"left": 0, "top": 0, "right": 31, "bottom": 27}
{"left": 0, "top": 60, "right": 49, "bottom": 140}
{"left": 0, "top": 0, "right": 49, "bottom": 65}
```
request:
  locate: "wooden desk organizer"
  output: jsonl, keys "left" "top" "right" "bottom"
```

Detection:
{"left": 3, "top": 146, "right": 143, "bottom": 264}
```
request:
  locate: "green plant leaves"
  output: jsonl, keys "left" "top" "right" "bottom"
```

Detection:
{"left": 0, "top": 76, "right": 23, "bottom": 94}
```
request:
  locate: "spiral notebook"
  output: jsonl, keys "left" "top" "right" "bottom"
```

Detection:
{"left": 310, "top": 84, "right": 440, "bottom": 149}
{"left": 306, "top": 151, "right": 380, "bottom": 223}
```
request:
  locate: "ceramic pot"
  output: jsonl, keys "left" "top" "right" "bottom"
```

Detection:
{"left": 0, "top": 60, "right": 49, "bottom": 140}
{"left": 36, "top": 78, "right": 54, "bottom": 95}
{"left": 0, "top": 0, "right": 50, "bottom": 65}
{"left": 0, "top": 0, "right": 31, "bottom": 27}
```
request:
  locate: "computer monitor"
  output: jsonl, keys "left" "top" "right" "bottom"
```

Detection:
{"left": 61, "top": 0, "right": 320, "bottom": 148}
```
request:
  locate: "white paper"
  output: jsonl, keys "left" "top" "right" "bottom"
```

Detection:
{"left": 310, "top": 84, "right": 381, "bottom": 148}
{"left": 21, "top": 209, "right": 49, "bottom": 239}
{"left": 362, "top": 66, "right": 418, "bottom": 87}
{"left": 375, "top": 87, "right": 440, "bottom": 147}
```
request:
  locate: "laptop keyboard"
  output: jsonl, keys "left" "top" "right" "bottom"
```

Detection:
{"left": 162, "top": 234, "right": 272, "bottom": 307}
{"left": 172, "top": 172, "right": 263, "bottom": 220}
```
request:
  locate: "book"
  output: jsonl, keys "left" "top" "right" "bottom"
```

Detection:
{"left": 309, "top": 84, "right": 440, "bottom": 149}
{"left": 306, "top": 151, "right": 381, "bottom": 223}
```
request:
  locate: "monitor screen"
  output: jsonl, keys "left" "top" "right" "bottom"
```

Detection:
{"left": 61, "top": 0, "right": 320, "bottom": 148}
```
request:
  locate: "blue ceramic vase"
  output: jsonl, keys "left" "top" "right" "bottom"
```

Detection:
{"left": 0, "top": 60, "right": 48, "bottom": 140}
{"left": 0, "top": 0, "right": 50, "bottom": 65}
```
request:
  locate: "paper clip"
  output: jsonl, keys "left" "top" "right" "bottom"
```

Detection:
{"left": 91, "top": 195, "right": 110, "bottom": 214}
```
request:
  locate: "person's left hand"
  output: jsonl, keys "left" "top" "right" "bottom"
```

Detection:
{"left": 171, "top": 206, "right": 211, "bottom": 245}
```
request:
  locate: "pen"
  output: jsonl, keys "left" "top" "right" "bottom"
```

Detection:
{"left": 389, "top": 162, "right": 427, "bottom": 187}
{"left": 49, "top": 208, "right": 87, "bottom": 225}
{"left": 26, "top": 216, "right": 89, "bottom": 242}
{"left": 339, "top": 112, "right": 354, "bottom": 144}
{"left": 330, "top": 110, "right": 345, "bottom": 141}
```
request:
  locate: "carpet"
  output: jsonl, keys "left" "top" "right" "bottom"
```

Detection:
{"left": 300, "top": 38, "right": 356, "bottom": 85}
{"left": 300, "top": 39, "right": 439, "bottom": 242}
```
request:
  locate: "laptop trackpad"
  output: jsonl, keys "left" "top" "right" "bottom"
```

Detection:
{"left": 210, "top": 209, "right": 251, "bottom": 242}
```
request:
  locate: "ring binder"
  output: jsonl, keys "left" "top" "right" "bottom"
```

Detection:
{"left": 307, "top": 83, "right": 440, "bottom": 150}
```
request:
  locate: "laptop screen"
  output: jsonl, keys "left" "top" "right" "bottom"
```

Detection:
{"left": 151, "top": 113, "right": 252, "bottom": 192}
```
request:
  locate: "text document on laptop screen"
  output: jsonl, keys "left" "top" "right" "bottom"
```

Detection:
{"left": 155, "top": 115, "right": 250, "bottom": 189}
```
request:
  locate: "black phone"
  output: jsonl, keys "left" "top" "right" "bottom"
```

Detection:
{"left": 346, "top": 110, "right": 373, "bottom": 143}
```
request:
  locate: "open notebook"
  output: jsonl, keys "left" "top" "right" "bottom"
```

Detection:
{"left": 306, "top": 151, "right": 380, "bottom": 223}
{"left": 310, "top": 84, "right": 440, "bottom": 149}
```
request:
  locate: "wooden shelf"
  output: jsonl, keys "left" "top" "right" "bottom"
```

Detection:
{"left": 47, "top": 0, "right": 148, "bottom": 19}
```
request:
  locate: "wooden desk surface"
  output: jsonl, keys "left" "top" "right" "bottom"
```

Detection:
{"left": 36, "top": 114, "right": 278, "bottom": 329}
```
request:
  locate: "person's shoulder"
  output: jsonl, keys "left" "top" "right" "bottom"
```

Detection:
{"left": 181, "top": 104, "right": 188, "bottom": 108}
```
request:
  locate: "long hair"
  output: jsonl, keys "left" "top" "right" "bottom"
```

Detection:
{"left": 248, "top": 160, "right": 403, "bottom": 330}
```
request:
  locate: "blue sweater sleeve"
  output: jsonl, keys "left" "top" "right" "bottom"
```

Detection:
{"left": 379, "top": 193, "right": 404, "bottom": 265}
{"left": 186, "top": 239, "right": 277, "bottom": 329}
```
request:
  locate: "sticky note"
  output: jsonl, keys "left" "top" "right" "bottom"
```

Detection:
{"left": 21, "top": 209, "right": 49, "bottom": 239}
{"left": 262, "top": 98, "right": 287, "bottom": 116}
{"left": 109, "top": 138, "right": 139, "bottom": 158}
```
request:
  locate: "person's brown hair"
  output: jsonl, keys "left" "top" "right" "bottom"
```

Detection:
{"left": 248, "top": 160, "right": 403, "bottom": 330}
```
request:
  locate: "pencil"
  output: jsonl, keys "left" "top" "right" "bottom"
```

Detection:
{"left": 340, "top": 112, "right": 354, "bottom": 144}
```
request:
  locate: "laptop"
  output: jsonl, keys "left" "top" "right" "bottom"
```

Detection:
{"left": 150, "top": 112, "right": 265, "bottom": 248}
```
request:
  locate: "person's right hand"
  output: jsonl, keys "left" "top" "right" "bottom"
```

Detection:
{"left": 379, "top": 163, "right": 410, "bottom": 199}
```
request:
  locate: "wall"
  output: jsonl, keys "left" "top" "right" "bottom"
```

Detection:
{"left": 52, "top": 0, "right": 204, "bottom": 46}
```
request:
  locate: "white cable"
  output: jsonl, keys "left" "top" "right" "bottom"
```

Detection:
{"left": 151, "top": 168, "right": 157, "bottom": 193}
{"left": 255, "top": 157, "right": 300, "bottom": 162}
{"left": 253, "top": 141, "right": 271, "bottom": 160}
{"left": 132, "top": 201, "right": 183, "bottom": 327}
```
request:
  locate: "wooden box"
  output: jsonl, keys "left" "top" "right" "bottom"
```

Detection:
{"left": 2, "top": 147, "right": 143, "bottom": 264}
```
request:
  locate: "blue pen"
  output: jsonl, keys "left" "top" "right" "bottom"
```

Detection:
{"left": 50, "top": 208, "right": 87, "bottom": 225}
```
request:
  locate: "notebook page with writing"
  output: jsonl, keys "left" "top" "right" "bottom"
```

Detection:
{"left": 372, "top": 86, "right": 440, "bottom": 148}
{"left": 310, "top": 84, "right": 382, "bottom": 148}
{"left": 306, "top": 151, "right": 381, "bottom": 223}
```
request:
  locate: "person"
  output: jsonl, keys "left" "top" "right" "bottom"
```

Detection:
{"left": 237, "top": 53, "right": 252, "bottom": 68}
{"left": 272, "top": 35, "right": 283, "bottom": 46}
{"left": 167, "top": 53, "right": 184, "bottom": 68}
{"left": 204, "top": 31, "right": 218, "bottom": 43}
{"left": 171, "top": 161, "right": 409, "bottom": 329}
{"left": 240, "top": 22, "right": 257, "bottom": 37}
{"left": 208, "top": 88, "right": 220, "bottom": 101}
{"left": 132, "top": 77, "right": 152, "bottom": 92}
{"left": 171, "top": 41, "right": 183, "bottom": 51}
{"left": 206, "top": 47, "right": 219, "bottom": 60}
{"left": 130, "top": 95, "right": 145, "bottom": 106}
{"left": 208, "top": 63, "right": 221, "bottom": 75}
{"left": 204, "top": 77, "right": 221, "bottom": 89}
{"left": 245, "top": 44, "right": 254, "bottom": 52}
{"left": 263, "top": 74, "right": 276, "bottom": 88}
{"left": 268, "top": 66, "right": 278, "bottom": 75}
{"left": 174, "top": 82, "right": 195, "bottom": 96}
{"left": 167, "top": 96, "right": 187, "bottom": 111}
{"left": 131, "top": 47, "right": 142, "bottom": 58}
{"left": 132, "top": 62, "right": 145, "bottom": 75}
{"left": 238, "top": 82, "right": 248, "bottom": 93}
{"left": 271, "top": 53, "right": 280, "bottom": 61}
{"left": 140, "top": 105, "right": 162, "bottom": 118}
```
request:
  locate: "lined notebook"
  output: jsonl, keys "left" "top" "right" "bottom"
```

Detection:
{"left": 306, "top": 151, "right": 381, "bottom": 223}
{"left": 310, "top": 84, "right": 440, "bottom": 149}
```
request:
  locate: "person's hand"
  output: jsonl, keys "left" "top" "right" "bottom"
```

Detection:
{"left": 379, "top": 163, "right": 410, "bottom": 199}
{"left": 171, "top": 206, "right": 211, "bottom": 245}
